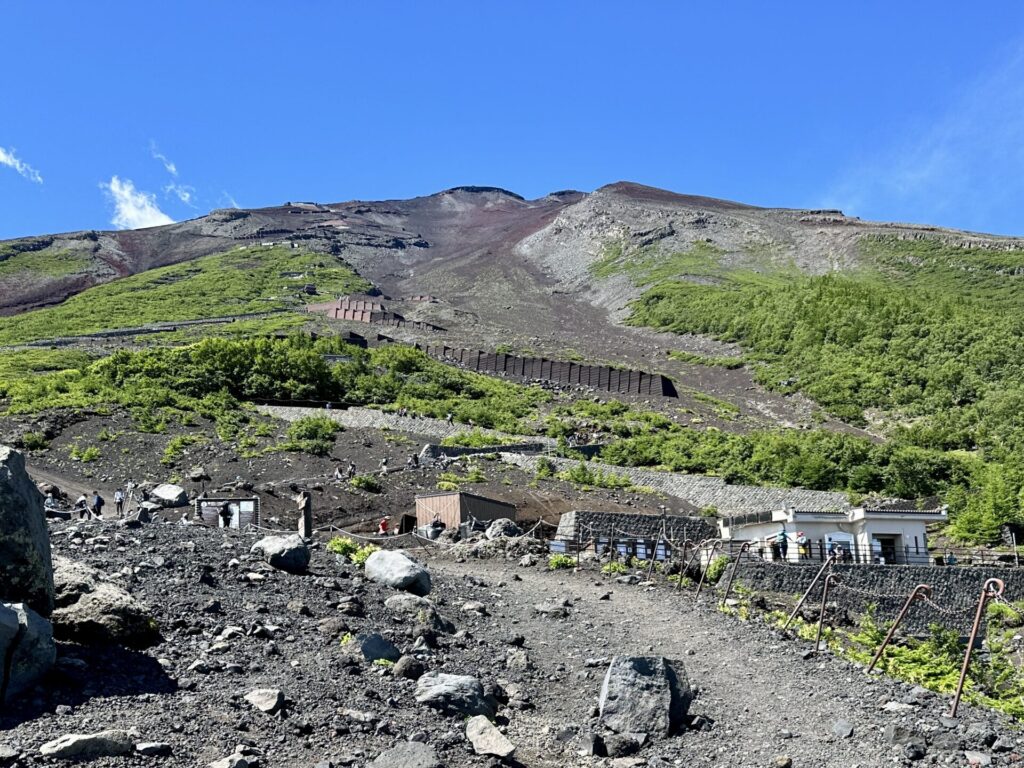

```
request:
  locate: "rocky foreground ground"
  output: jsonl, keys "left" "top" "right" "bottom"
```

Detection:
{"left": 2, "top": 515, "right": 1023, "bottom": 768}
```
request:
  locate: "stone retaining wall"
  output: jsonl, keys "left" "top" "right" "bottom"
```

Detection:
{"left": 737, "top": 560, "right": 1021, "bottom": 634}
{"left": 556, "top": 510, "right": 716, "bottom": 543}
{"left": 502, "top": 454, "right": 849, "bottom": 515}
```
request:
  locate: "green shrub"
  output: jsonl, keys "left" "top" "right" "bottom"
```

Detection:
{"left": 351, "top": 544, "right": 380, "bottom": 568}
{"left": 548, "top": 553, "right": 575, "bottom": 570}
{"left": 704, "top": 555, "right": 731, "bottom": 584}
{"left": 326, "top": 537, "right": 359, "bottom": 558}
{"left": 557, "top": 461, "right": 633, "bottom": 490}
{"left": 601, "top": 561, "right": 627, "bottom": 575}
{"left": 349, "top": 475, "right": 382, "bottom": 493}
{"left": 440, "top": 429, "right": 517, "bottom": 448}
{"left": 21, "top": 431, "right": 49, "bottom": 450}
{"left": 279, "top": 415, "right": 343, "bottom": 455}
{"left": 161, "top": 434, "right": 204, "bottom": 466}
{"left": 535, "top": 457, "right": 556, "bottom": 479}
{"left": 69, "top": 442, "right": 101, "bottom": 462}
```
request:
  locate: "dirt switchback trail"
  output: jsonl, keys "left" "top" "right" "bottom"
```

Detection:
{"left": 428, "top": 557, "right": 964, "bottom": 768}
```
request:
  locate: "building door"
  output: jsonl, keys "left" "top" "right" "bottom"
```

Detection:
{"left": 872, "top": 535, "right": 900, "bottom": 564}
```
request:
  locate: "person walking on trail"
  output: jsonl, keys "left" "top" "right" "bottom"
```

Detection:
{"left": 74, "top": 494, "right": 88, "bottom": 519}
{"left": 445, "top": 412, "right": 454, "bottom": 425}
{"left": 377, "top": 515, "right": 390, "bottom": 536}
{"left": 345, "top": 461, "right": 357, "bottom": 480}
{"left": 90, "top": 490, "right": 105, "bottom": 520}
{"left": 114, "top": 488, "right": 125, "bottom": 517}
{"left": 333, "top": 464, "right": 345, "bottom": 481}
{"left": 378, "top": 457, "right": 389, "bottom": 477}
{"left": 775, "top": 526, "right": 789, "bottom": 561}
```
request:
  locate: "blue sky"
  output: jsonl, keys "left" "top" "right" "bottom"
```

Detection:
{"left": 3, "top": 2, "right": 1024, "bottom": 238}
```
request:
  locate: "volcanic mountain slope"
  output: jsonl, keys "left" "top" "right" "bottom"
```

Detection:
{"left": 6, "top": 181, "right": 1022, "bottom": 319}
{"left": 5, "top": 182, "right": 1024, "bottom": 435}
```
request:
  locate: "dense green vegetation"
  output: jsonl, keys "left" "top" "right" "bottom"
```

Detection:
{"left": 0, "top": 245, "right": 369, "bottom": 344}
{"left": 0, "top": 247, "right": 93, "bottom": 279}
{"left": 619, "top": 235, "right": 1024, "bottom": 541}
{"left": 0, "top": 336, "right": 548, "bottom": 441}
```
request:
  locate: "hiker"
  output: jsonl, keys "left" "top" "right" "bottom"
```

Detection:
{"left": 945, "top": 550, "right": 958, "bottom": 566}
{"left": 324, "top": 401, "right": 332, "bottom": 410}
{"left": 90, "top": 490, "right": 105, "bottom": 520}
{"left": 74, "top": 494, "right": 89, "bottom": 519}
{"left": 377, "top": 515, "right": 390, "bottom": 536}
{"left": 345, "top": 461, "right": 357, "bottom": 480}
{"left": 114, "top": 487, "right": 125, "bottom": 517}
{"left": 796, "top": 530, "right": 809, "bottom": 560}
{"left": 774, "top": 526, "right": 789, "bottom": 561}
{"left": 827, "top": 538, "right": 838, "bottom": 560}
{"left": 378, "top": 457, "right": 389, "bottom": 476}
{"left": 219, "top": 502, "right": 233, "bottom": 528}
{"left": 445, "top": 412, "right": 454, "bottom": 425}
{"left": 430, "top": 512, "right": 445, "bottom": 532}
{"left": 333, "top": 464, "right": 345, "bottom": 481}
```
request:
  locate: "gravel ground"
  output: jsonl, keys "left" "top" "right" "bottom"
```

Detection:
{"left": 2, "top": 519, "right": 1020, "bottom": 768}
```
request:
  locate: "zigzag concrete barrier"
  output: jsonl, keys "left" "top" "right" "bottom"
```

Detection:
{"left": 414, "top": 344, "right": 678, "bottom": 398}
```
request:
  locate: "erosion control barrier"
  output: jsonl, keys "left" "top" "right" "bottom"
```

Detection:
{"left": 413, "top": 344, "right": 678, "bottom": 398}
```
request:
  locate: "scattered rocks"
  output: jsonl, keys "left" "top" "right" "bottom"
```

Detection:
{"left": 832, "top": 719, "right": 854, "bottom": 739}
{"left": 465, "top": 714, "right": 515, "bottom": 757}
{"left": 485, "top": 518, "right": 522, "bottom": 540}
{"left": 250, "top": 534, "right": 310, "bottom": 573}
{"left": 350, "top": 632, "right": 401, "bottom": 663}
{"left": 365, "top": 550, "right": 432, "bottom": 596}
{"left": 369, "top": 741, "right": 441, "bottom": 768}
{"left": 136, "top": 742, "right": 173, "bottom": 756}
{"left": 415, "top": 671, "right": 496, "bottom": 717}
{"left": 50, "top": 556, "right": 159, "bottom": 647}
{"left": 598, "top": 656, "right": 691, "bottom": 738}
{"left": 244, "top": 687, "right": 285, "bottom": 714}
{"left": 393, "top": 655, "right": 426, "bottom": 680}
{"left": 39, "top": 729, "right": 139, "bottom": 759}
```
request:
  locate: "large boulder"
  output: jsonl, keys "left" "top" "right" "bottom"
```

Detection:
{"left": 415, "top": 671, "right": 495, "bottom": 717}
{"left": 485, "top": 518, "right": 522, "bottom": 540}
{"left": 51, "top": 556, "right": 159, "bottom": 647}
{"left": 150, "top": 484, "right": 188, "bottom": 507}
{"left": 369, "top": 742, "right": 440, "bottom": 768}
{"left": 0, "top": 602, "right": 56, "bottom": 705}
{"left": 0, "top": 446, "right": 54, "bottom": 616}
{"left": 598, "top": 656, "right": 691, "bottom": 738}
{"left": 250, "top": 534, "right": 310, "bottom": 573}
{"left": 365, "top": 550, "right": 431, "bottom": 596}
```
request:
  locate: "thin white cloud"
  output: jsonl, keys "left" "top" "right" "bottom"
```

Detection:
{"left": 823, "top": 40, "right": 1024, "bottom": 234}
{"left": 101, "top": 176, "right": 174, "bottom": 229}
{"left": 221, "top": 191, "right": 240, "bottom": 209}
{"left": 149, "top": 140, "right": 178, "bottom": 177}
{"left": 0, "top": 146, "right": 42, "bottom": 183}
{"left": 164, "top": 182, "right": 197, "bottom": 207}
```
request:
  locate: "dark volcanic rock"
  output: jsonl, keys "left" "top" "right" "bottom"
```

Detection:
{"left": 0, "top": 446, "right": 54, "bottom": 615}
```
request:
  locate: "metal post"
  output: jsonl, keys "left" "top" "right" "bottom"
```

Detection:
{"left": 866, "top": 584, "right": 932, "bottom": 673}
{"left": 782, "top": 553, "right": 838, "bottom": 631}
{"left": 948, "top": 578, "right": 1004, "bottom": 718}
{"left": 720, "top": 541, "right": 751, "bottom": 606}
{"left": 695, "top": 539, "right": 723, "bottom": 600}
{"left": 677, "top": 538, "right": 703, "bottom": 591}
{"left": 813, "top": 573, "right": 839, "bottom": 655}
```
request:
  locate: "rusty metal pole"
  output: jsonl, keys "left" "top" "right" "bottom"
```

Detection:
{"left": 677, "top": 538, "right": 703, "bottom": 592}
{"left": 695, "top": 539, "right": 723, "bottom": 600}
{"left": 812, "top": 574, "right": 839, "bottom": 655}
{"left": 782, "top": 553, "right": 838, "bottom": 631}
{"left": 720, "top": 541, "right": 752, "bottom": 606}
{"left": 948, "top": 578, "right": 1005, "bottom": 718}
{"left": 866, "top": 584, "right": 932, "bottom": 673}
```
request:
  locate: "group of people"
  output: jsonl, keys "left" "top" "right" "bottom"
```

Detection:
{"left": 46, "top": 483, "right": 138, "bottom": 520}
{"left": 333, "top": 451, "right": 452, "bottom": 482}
